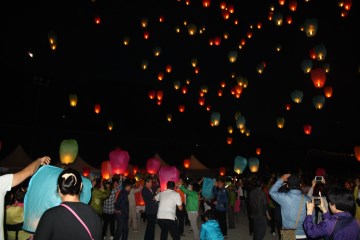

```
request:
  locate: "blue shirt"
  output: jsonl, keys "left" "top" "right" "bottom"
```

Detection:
{"left": 304, "top": 211, "right": 360, "bottom": 240}
{"left": 200, "top": 220, "right": 224, "bottom": 240}
{"left": 269, "top": 178, "right": 310, "bottom": 236}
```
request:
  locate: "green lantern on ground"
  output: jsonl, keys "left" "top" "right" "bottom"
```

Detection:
{"left": 59, "top": 139, "right": 78, "bottom": 165}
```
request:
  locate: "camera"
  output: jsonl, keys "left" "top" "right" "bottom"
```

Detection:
{"left": 315, "top": 176, "right": 323, "bottom": 182}
{"left": 313, "top": 197, "right": 321, "bottom": 205}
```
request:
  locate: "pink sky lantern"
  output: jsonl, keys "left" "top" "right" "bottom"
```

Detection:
{"left": 158, "top": 166, "right": 180, "bottom": 192}
{"left": 109, "top": 148, "right": 130, "bottom": 175}
{"left": 101, "top": 161, "right": 113, "bottom": 180}
{"left": 146, "top": 158, "right": 161, "bottom": 174}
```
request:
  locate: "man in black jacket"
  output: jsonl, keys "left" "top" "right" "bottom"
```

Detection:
{"left": 114, "top": 180, "right": 132, "bottom": 240}
{"left": 141, "top": 176, "right": 159, "bottom": 240}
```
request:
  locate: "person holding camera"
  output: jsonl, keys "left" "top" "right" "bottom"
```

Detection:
{"left": 304, "top": 186, "right": 360, "bottom": 239}
{"left": 307, "top": 176, "right": 328, "bottom": 224}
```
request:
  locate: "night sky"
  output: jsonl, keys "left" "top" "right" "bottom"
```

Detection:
{"left": 1, "top": 0, "right": 359, "bottom": 175}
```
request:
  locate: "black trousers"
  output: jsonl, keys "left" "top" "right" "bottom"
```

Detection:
{"left": 252, "top": 217, "right": 267, "bottom": 240}
{"left": 144, "top": 214, "right": 157, "bottom": 240}
{"left": 215, "top": 210, "right": 227, "bottom": 236}
{"left": 158, "top": 219, "right": 180, "bottom": 240}
{"left": 176, "top": 205, "right": 184, "bottom": 234}
{"left": 114, "top": 214, "right": 129, "bottom": 240}
{"left": 102, "top": 213, "right": 116, "bottom": 237}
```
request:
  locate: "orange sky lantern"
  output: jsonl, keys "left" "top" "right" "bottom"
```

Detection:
{"left": 167, "top": 114, "right": 172, "bottom": 122}
{"left": 227, "top": 5, "right": 234, "bottom": 14}
{"left": 148, "top": 90, "right": 156, "bottom": 100}
{"left": 206, "top": 105, "right": 211, "bottom": 111}
{"left": 221, "top": 10, "right": 230, "bottom": 20}
{"left": 198, "top": 97, "right": 205, "bottom": 106}
{"left": 324, "top": 86, "right": 333, "bottom": 98}
{"left": 107, "top": 122, "right": 113, "bottom": 131}
{"left": 183, "top": 159, "right": 191, "bottom": 169}
{"left": 202, "top": 0, "right": 210, "bottom": 8}
{"left": 165, "top": 65, "right": 172, "bottom": 73}
{"left": 289, "top": 0, "right": 297, "bottom": 11}
{"left": 220, "top": 1, "right": 226, "bottom": 10}
{"left": 256, "top": 148, "right": 261, "bottom": 155}
{"left": 133, "top": 166, "right": 139, "bottom": 175}
{"left": 219, "top": 167, "right": 226, "bottom": 176}
{"left": 181, "top": 86, "right": 188, "bottom": 94}
{"left": 69, "top": 94, "right": 78, "bottom": 107}
{"left": 94, "top": 16, "right": 101, "bottom": 24}
{"left": 156, "top": 90, "right": 163, "bottom": 101}
{"left": 220, "top": 81, "right": 226, "bottom": 88}
{"left": 311, "top": 68, "right": 326, "bottom": 88}
{"left": 159, "top": 16, "right": 164, "bottom": 22}
{"left": 277, "top": 117, "right": 285, "bottom": 129}
{"left": 354, "top": 146, "right": 360, "bottom": 161}
{"left": 179, "top": 105, "right": 185, "bottom": 112}
{"left": 286, "top": 16, "right": 293, "bottom": 24}
{"left": 218, "top": 89, "right": 223, "bottom": 97}
{"left": 214, "top": 37, "right": 221, "bottom": 46}
{"left": 101, "top": 161, "right": 112, "bottom": 180}
{"left": 303, "top": 124, "right": 312, "bottom": 135}
{"left": 279, "top": 0, "right": 285, "bottom": 6}
{"left": 82, "top": 167, "right": 91, "bottom": 177}
{"left": 94, "top": 104, "right": 101, "bottom": 114}
{"left": 226, "top": 137, "right": 233, "bottom": 145}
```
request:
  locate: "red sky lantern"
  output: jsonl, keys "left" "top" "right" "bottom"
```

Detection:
{"left": 343, "top": 0, "right": 352, "bottom": 10}
{"left": 194, "top": 67, "right": 199, "bottom": 74}
{"left": 286, "top": 16, "right": 293, "bottom": 24}
{"left": 354, "top": 146, "right": 360, "bottom": 161}
{"left": 198, "top": 97, "right": 205, "bottom": 106}
{"left": 143, "top": 31, "right": 149, "bottom": 40}
{"left": 156, "top": 90, "right": 163, "bottom": 101}
{"left": 206, "top": 105, "right": 211, "bottom": 111}
{"left": 202, "top": 0, "right": 210, "bottom": 7}
{"left": 309, "top": 48, "right": 317, "bottom": 60}
{"left": 311, "top": 68, "right": 326, "bottom": 88}
{"left": 227, "top": 5, "right": 234, "bottom": 13}
{"left": 220, "top": 81, "right": 226, "bottom": 88}
{"left": 324, "top": 86, "right": 333, "bottom": 98}
{"left": 148, "top": 90, "right": 156, "bottom": 100}
{"left": 124, "top": 168, "right": 130, "bottom": 177}
{"left": 220, "top": 1, "right": 226, "bottom": 10}
{"left": 226, "top": 137, "right": 233, "bottom": 145}
{"left": 218, "top": 89, "right": 223, "bottom": 97}
{"left": 183, "top": 159, "right": 191, "bottom": 169}
{"left": 289, "top": 0, "right": 297, "bottom": 11}
{"left": 256, "top": 148, "right": 261, "bottom": 155}
{"left": 165, "top": 65, "right": 172, "bottom": 73}
{"left": 94, "top": 16, "right": 101, "bottom": 24}
{"left": 94, "top": 104, "right": 101, "bottom": 114}
{"left": 101, "top": 161, "right": 112, "bottom": 180}
{"left": 285, "top": 103, "right": 291, "bottom": 111}
{"left": 179, "top": 105, "right": 185, "bottom": 113}
{"left": 181, "top": 86, "right": 188, "bottom": 94}
{"left": 315, "top": 167, "right": 326, "bottom": 176}
{"left": 159, "top": 16, "right": 164, "bottom": 22}
{"left": 133, "top": 165, "right": 139, "bottom": 175}
{"left": 109, "top": 148, "right": 130, "bottom": 175}
{"left": 146, "top": 158, "right": 161, "bottom": 174}
{"left": 303, "top": 124, "right": 312, "bottom": 135}
{"left": 82, "top": 167, "right": 91, "bottom": 177}
{"left": 219, "top": 167, "right": 226, "bottom": 176}
{"left": 279, "top": 0, "right": 285, "bottom": 5}
{"left": 214, "top": 36, "right": 221, "bottom": 46}
{"left": 157, "top": 72, "right": 164, "bottom": 81}
{"left": 221, "top": 10, "right": 230, "bottom": 20}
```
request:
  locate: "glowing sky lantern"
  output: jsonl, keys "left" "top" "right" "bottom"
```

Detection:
{"left": 219, "top": 167, "right": 226, "bottom": 176}
{"left": 146, "top": 158, "right": 161, "bottom": 174}
{"left": 107, "top": 122, "right": 114, "bottom": 131}
{"left": 101, "top": 161, "right": 113, "bottom": 180}
{"left": 59, "top": 139, "right": 78, "bottom": 165}
{"left": 165, "top": 65, "right": 172, "bottom": 73}
{"left": 256, "top": 62, "right": 266, "bottom": 74}
{"left": 234, "top": 156, "right": 247, "bottom": 174}
{"left": 324, "top": 86, "right": 333, "bottom": 98}
{"left": 109, "top": 148, "right": 130, "bottom": 175}
{"left": 278, "top": 0, "right": 285, "bottom": 5}
{"left": 312, "top": 95, "right": 326, "bottom": 109}
{"left": 214, "top": 36, "right": 221, "bottom": 46}
{"left": 156, "top": 90, "right": 163, "bottom": 101}
{"left": 48, "top": 31, "right": 57, "bottom": 50}
{"left": 236, "top": 115, "right": 246, "bottom": 129}
{"left": 273, "top": 12, "right": 284, "bottom": 26}
{"left": 210, "top": 112, "right": 221, "bottom": 126}
{"left": 153, "top": 47, "right": 161, "bottom": 57}
{"left": 69, "top": 94, "right": 78, "bottom": 107}
{"left": 202, "top": 0, "right": 210, "bottom": 7}
{"left": 311, "top": 68, "right": 326, "bottom": 88}
{"left": 191, "top": 58, "right": 198, "bottom": 67}
{"left": 301, "top": 59, "right": 313, "bottom": 74}
{"left": 173, "top": 80, "right": 181, "bottom": 90}
{"left": 143, "top": 31, "right": 149, "bottom": 40}
{"left": 94, "top": 16, "right": 101, "bottom": 24}
{"left": 228, "top": 51, "right": 238, "bottom": 63}
{"left": 314, "top": 43, "right": 327, "bottom": 61}
{"left": 198, "top": 97, "right": 205, "bottom": 106}
{"left": 277, "top": 117, "right": 285, "bottom": 129}
{"left": 226, "top": 137, "right": 233, "bottom": 145}
{"left": 123, "top": 36, "right": 130, "bottom": 46}
{"left": 218, "top": 89, "right": 223, "bottom": 97}
{"left": 159, "top": 166, "right": 180, "bottom": 191}
{"left": 148, "top": 90, "right": 156, "bottom": 100}
{"left": 183, "top": 159, "right": 191, "bottom": 169}
{"left": 167, "top": 114, "right": 172, "bottom": 122}
{"left": 94, "top": 104, "right": 101, "bottom": 114}
{"left": 82, "top": 167, "right": 91, "bottom": 177}
{"left": 157, "top": 72, "right": 164, "bottom": 81}
{"left": 179, "top": 104, "right": 185, "bottom": 113}
{"left": 354, "top": 146, "right": 360, "bottom": 161}
{"left": 256, "top": 148, "right": 261, "bottom": 155}
{"left": 187, "top": 24, "right": 197, "bottom": 35}
{"left": 286, "top": 16, "right": 293, "bottom": 24}
{"left": 181, "top": 86, "right": 188, "bottom": 94}
{"left": 304, "top": 18, "right": 318, "bottom": 37}
{"left": 141, "top": 17, "right": 148, "bottom": 28}
{"left": 221, "top": 9, "right": 230, "bottom": 20}
{"left": 285, "top": 104, "right": 291, "bottom": 111}
{"left": 249, "top": 157, "right": 260, "bottom": 172}
{"left": 227, "top": 126, "right": 233, "bottom": 134}
{"left": 289, "top": 0, "right": 297, "bottom": 11}
{"left": 323, "top": 63, "right": 330, "bottom": 73}
{"left": 304, "top": 124, "right": 312, "bottom": 135}
{"left": 276, "top": 44, "right": 282, "bottom": 52}
{"left": 141, "top": 60, "right": 148, "bottom": 70}
{"left": 291, "top": 90, "right": 304, "bottom": 103}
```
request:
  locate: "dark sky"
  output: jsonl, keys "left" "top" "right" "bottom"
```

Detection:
{"left": 1, "top": 0, "right": 359, "bottom": 175}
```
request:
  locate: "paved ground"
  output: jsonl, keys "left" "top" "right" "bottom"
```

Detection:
{"left": 108, "top": 212, "right": 278, "bottom": 240}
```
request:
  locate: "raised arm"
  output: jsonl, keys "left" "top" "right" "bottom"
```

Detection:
{"left": 12, "top": 156, "right": 51, "bottom": 187}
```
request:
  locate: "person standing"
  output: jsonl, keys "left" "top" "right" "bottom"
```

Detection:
{"left": 34, "top": 167, "right": 102, "bottom": 240}
{"left": 212, "top": 178, "right": 228, "bottom": 238}
{"left": 269, "top": 174, "right": 310, "bottom": 240}
{"left": 102, "top": 178, "right": 121, "bottom": 240}
{"left": 249, "top": 177, "right": 271, "bottom": 240}
{"left": 114, "top": 180, "right": 132, "bottom": 240}
{"left": 0, "top": 156, "right": 50, "bottom": 240}
{"left": 226, "top": 183, "right": 236, "bottom": 229}
{"left": 128, "top": 180, "right": 141, "bottom": 232}
{"left": 175, "top": 179, "right": 186, "bottom": 237}
{"left": 90, "top": 178, "right": 111, "bottom": 216}
{"left": 155, "top": 181, "right": 183, "bottom": 240}
{"left": 179, "top": 180, "right": 200, "bottom": 240}
{"left": 141, "top": 176, "right": 158, "bottom": 240}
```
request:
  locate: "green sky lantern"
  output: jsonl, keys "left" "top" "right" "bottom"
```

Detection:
{"left": 234, "top": 156, "right": 247, "bottom": 174}
{"left": 59, "top": 139, "right": 78, "bottom": 165}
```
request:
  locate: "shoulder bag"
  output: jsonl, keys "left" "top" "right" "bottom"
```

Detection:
{"left": 60, "top": 203, "right": 94, "bottom": 240}
{"left": 280, "top": 194, "right": 304, "bottom": 240}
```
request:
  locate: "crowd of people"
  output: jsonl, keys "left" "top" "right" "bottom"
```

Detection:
{"left": 1, "top": 157, "right": 360, "bottom": 240}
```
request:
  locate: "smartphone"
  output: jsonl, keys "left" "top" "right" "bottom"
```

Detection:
{"left": 315, "top": 176, "right": 323, "bottom": 181}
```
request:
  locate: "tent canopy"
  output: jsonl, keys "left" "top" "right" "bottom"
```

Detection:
{"left": 0, "top": 145, "right": 33, "bottom": 170}
{"left": 154, "top": 153, "right": 169, "bottom": 167}
{"left": 55, "top": 155, "right": 100, "bottom": 173}
{"left": 188, "top": 155, "right": 209, "bottom": 170}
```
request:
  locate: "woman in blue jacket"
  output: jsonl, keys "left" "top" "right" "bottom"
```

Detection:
{"left": 200, "top": 210, "right": 224, "bottom": 240}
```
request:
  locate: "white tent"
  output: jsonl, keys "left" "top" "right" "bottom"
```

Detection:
{"left": 0, "top": 145, "right": 33, "bottom": 170}
{"left": 154, "top": 153, "right": 169, "bottom": 166}
{"left": 188, "top": 155, "right": 209, "bottom": 170}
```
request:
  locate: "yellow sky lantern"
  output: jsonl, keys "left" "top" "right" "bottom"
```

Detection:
{"left": 167, "top": 114, "right": 172, "bottom": 122}
{"left": 108, "top": 122, "right": 114, "bottom": 131}
{"left": 228, "top": 126, "right": 233, "bottom": 134}
{"left": 187, "top": 24, "right": 197, "bottom": 35}
{"left": 69, "top": 94, "right": 78, "bottom": 107}
{"left": 123, "top": 36, "right": 130, "bottom": 46}
{"left": 277, "top": 117, "right": 285, "bottom": 129}
{"left": 141, "top": 17, "right": 148, "bottom": 28}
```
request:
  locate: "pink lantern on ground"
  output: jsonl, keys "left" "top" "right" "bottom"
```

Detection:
{"left": 101, "top": 161, "right": 113, "bottom": 180}
{"left": 109, "top": 148, "right": 130, "bottom": 175}
{"left": 158, "top": 166, "right": 180, "bottom": 192}
{"left": 146, "top": 158, "right": 161, "bottom": 174}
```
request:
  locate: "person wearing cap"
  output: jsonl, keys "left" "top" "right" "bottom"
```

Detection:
{"left": 269, "top": 174, "right": 310, "bottom": 240}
